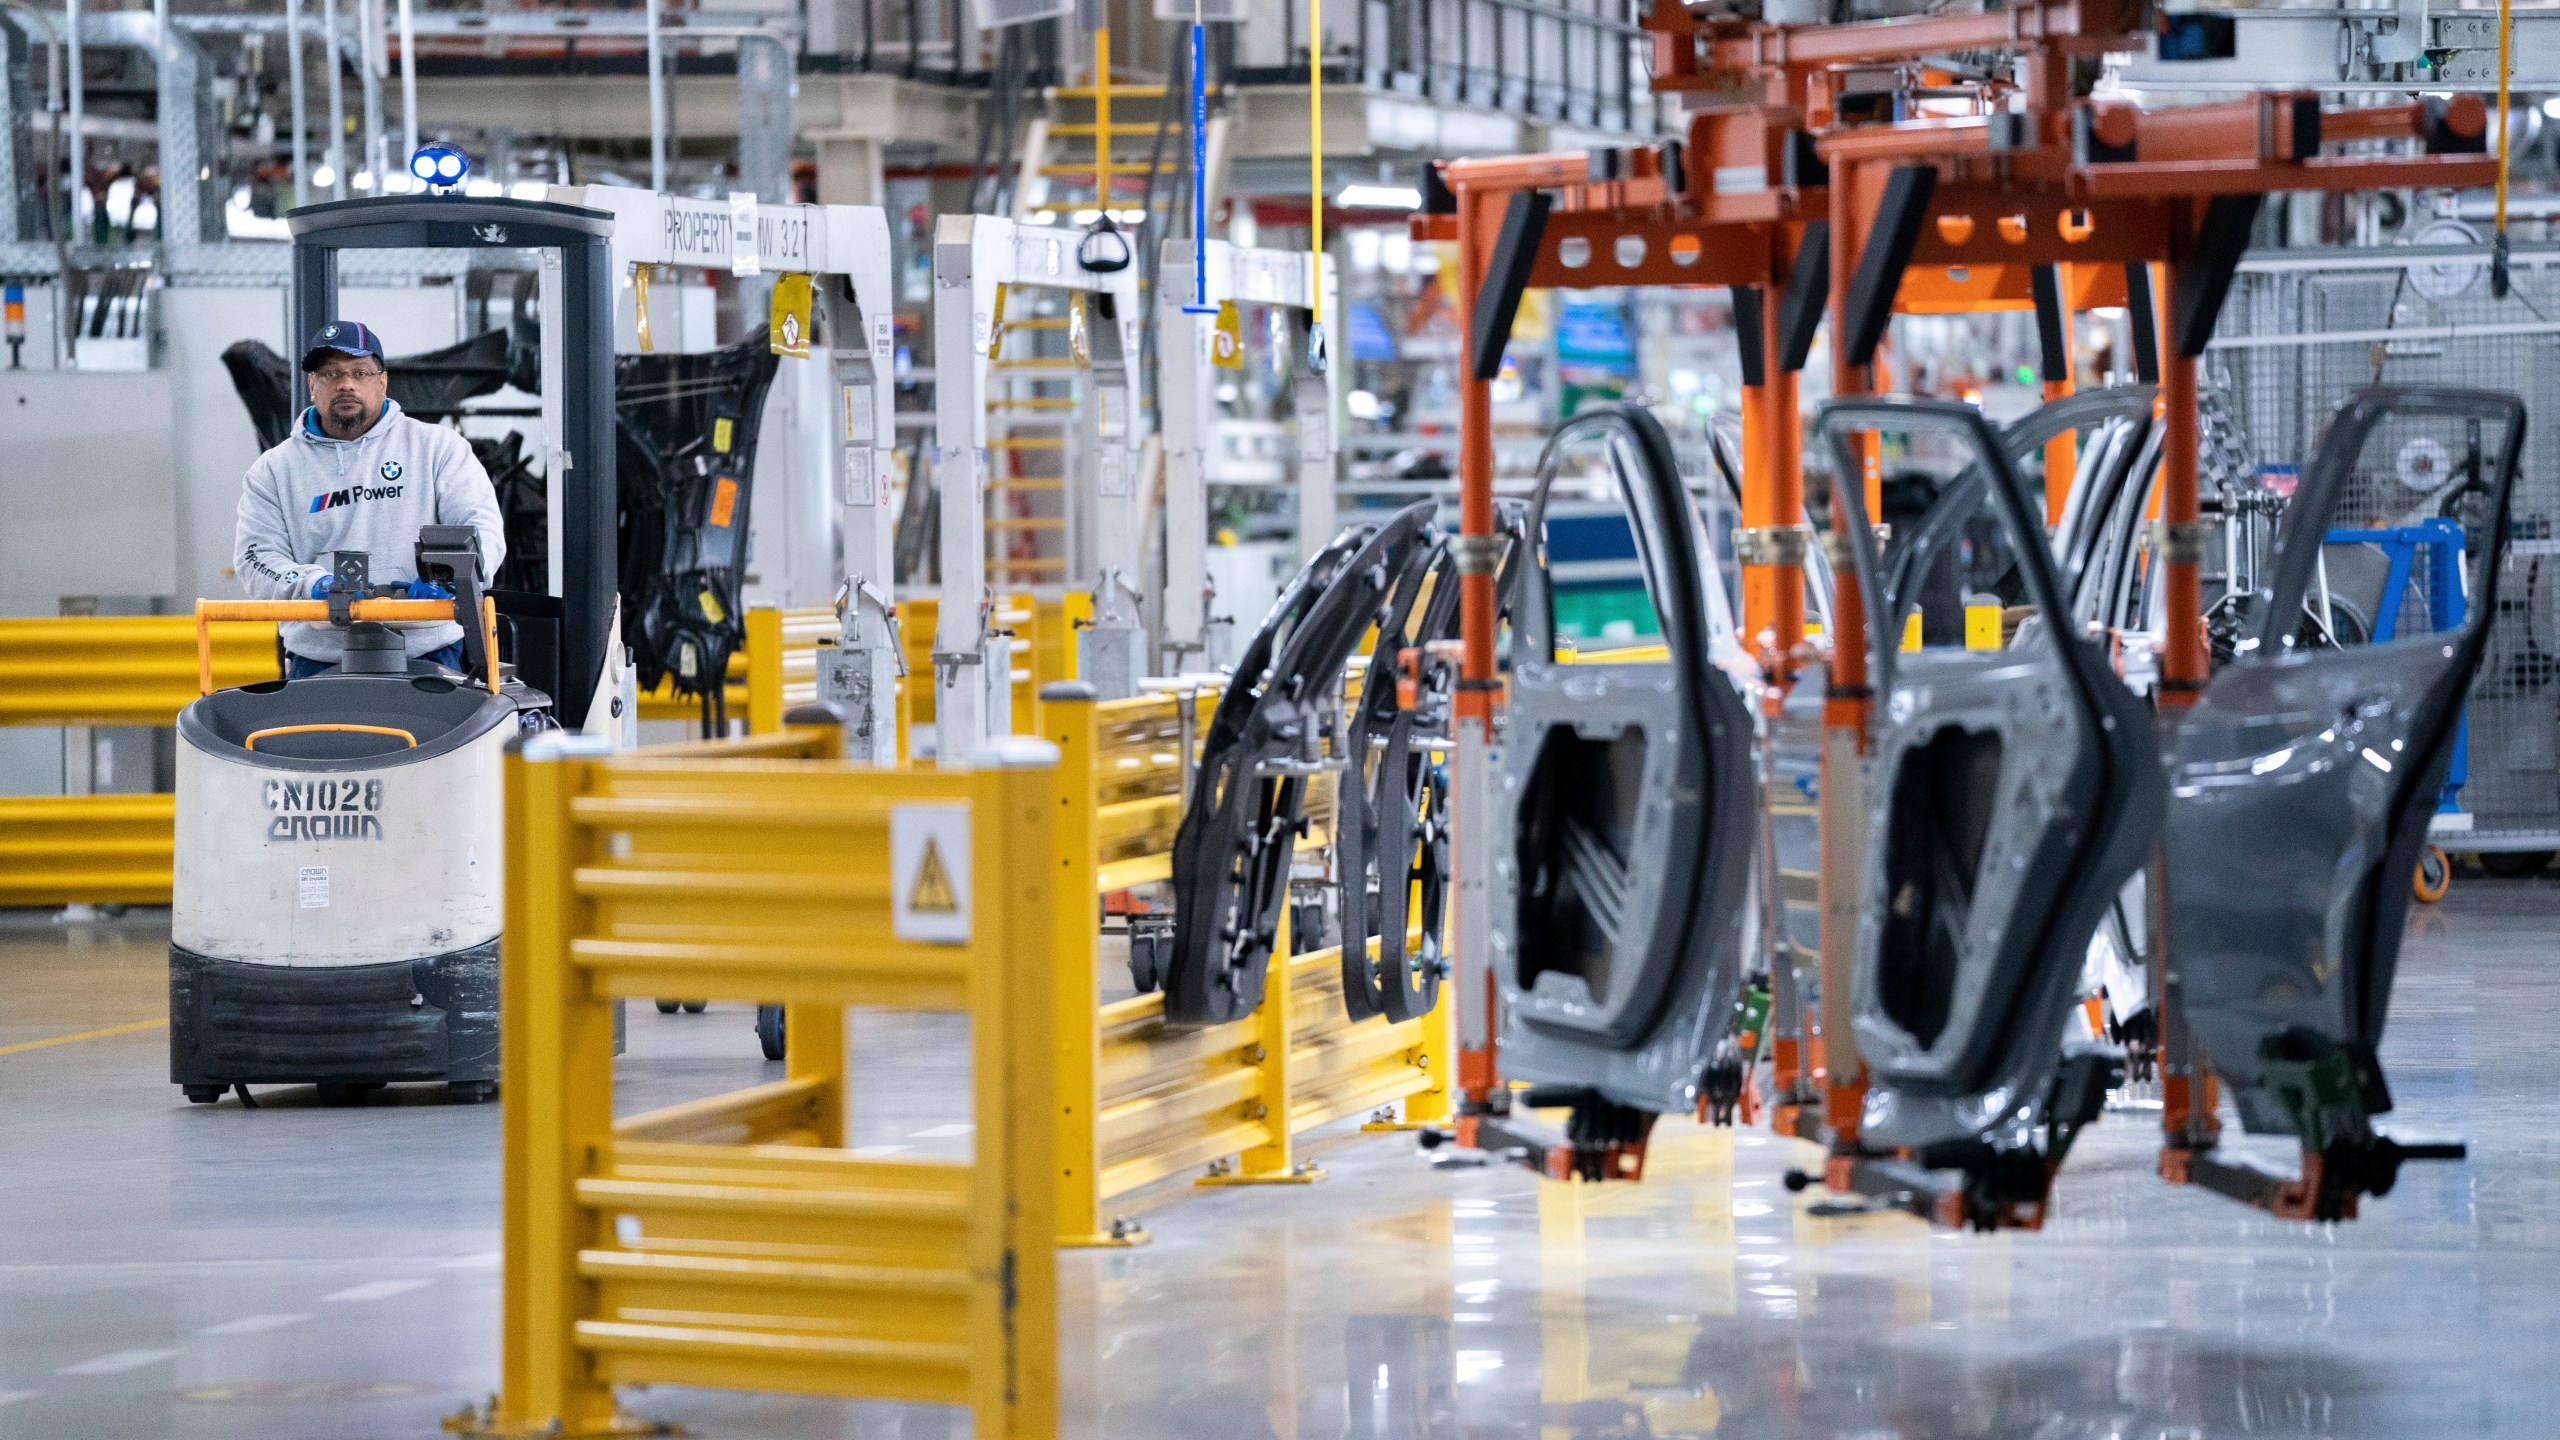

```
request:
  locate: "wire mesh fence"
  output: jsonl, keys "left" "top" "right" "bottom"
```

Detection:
{"left": 2211, "top": 255, "right": 2560, "bottom": 848}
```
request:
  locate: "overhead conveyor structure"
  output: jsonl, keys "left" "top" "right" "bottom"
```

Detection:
{"left": 1157, "top": 238, "right": 1343, "bottom": 672}
{"left": 554, "top": 186, "right": 903, "bottom": 762}
{"left": 932, "top": 215, "right": 1146, "bottom": 759}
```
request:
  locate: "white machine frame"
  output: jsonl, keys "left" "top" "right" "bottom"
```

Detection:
{"left": 931, "top": 214, "right": 1146, "bottom": 758}
{"left": 1157, "top": 238, "right": 1341, "bottom": 671}
{"left": 550, "top": 185, "right": 903, "bottom": 760}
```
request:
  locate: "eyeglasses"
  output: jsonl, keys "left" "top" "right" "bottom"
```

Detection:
{"left": 313, "top": 365, "right": 385, "bottom": 386}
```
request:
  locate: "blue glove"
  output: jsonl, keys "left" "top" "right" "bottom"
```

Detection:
{"left": 309, "top": 575, "right": 335, "bottom": 599}
{"left": 405, "top": 579, "right": 454, "bottom": 600}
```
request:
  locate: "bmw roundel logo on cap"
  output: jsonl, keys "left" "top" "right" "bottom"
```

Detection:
{"left": 381, "top": 460, "right": 403, "bottom": 482}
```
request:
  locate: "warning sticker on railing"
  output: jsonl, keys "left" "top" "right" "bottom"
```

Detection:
{"left": 891, "top": 804, "right": 971, "bottom": 945}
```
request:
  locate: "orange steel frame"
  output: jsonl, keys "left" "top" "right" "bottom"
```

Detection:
{"left": 1428, "top": 0, "right": 2494, "bottom": 1214}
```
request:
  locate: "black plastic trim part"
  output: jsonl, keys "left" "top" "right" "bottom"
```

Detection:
{"left": 1470, "top": 190, "right": 1553, "bottom": 382}
{"left": 1422, "top": 164, "right": 1457, "bottom": 216}
{"left": 1732, "top": 286, "right": 1768, "bottom": 389}
{"left": 2030, "top": 265, "right": 2070, "bottom": 383}
{"left": 2171, "top": 193, "right": 2264, "bottom": 359}
{"left": 169, "top": 940, "right": 500, "bottom": 1087}
{"left": 1781, "top": 131, "right": 1829, "bottom": 191}
{"left": 2282, "top": 95, "right": 2323, "bottom": 161}
{"left": 2125, "top": 261, "right": 2161, "bottom": 384}
{"left": 1776, "top": 221, "right": 1830, "bottom": 374}
{"left": 1841, "top": 166, "right": 1939, "bottom": 369}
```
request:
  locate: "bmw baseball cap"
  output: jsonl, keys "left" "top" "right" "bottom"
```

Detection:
{"left": 300, "top": 320, "right": 386, "bottom": 372}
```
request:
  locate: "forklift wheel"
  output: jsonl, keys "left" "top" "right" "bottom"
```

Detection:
{"left": 183, "top": 1085, "right": 225, "bottom": 1105}
{"left": 447, "top": 1080, "right": 498, "bottom": 1104}
{"left": 655, "top": 1000, "right": 681, "bottom": 1014}
{"left": 2414, "top": 845, "right": 2451, "bottom": 904}
{"left": 682, "top": 1001, "right": 708, "bottom": 1014}
{"left": 756, "top": 1005, "right": 786, "bottom": 1062}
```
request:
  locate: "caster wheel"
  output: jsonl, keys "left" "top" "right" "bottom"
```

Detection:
{"left": 756, "top": 1005, "right": 786, "bottom": 1062}
{"left": 2414, "top": 845, "right": 2451, "bottom": 904}
{"left": 682, "top": 1001, "right": 708, "bottom": 1014}
{"left": 655, "top": 999, "right": 681, "bottom": 1014}
{"left": 447, "top": 1080, "right": 498, "bottom": 1104}
{"left": 183, "top": 1084, "right": 224, "bottom": 1104}
{"left": 1782, "top": 1168, "right": 1815, "bottom": 1193}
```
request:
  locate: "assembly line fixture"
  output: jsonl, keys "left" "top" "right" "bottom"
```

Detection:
{"left": 1156, "top": 237, "right": 1342, "bottom": 672}
{"left": 1432, "top": 0, "right": 2499, "bottom": 1218}
{"left": 931, "top": 214, "right": 1145, "bottom": 757}
{"left": 556, "top": 185, "right": 903, "bottom": 763}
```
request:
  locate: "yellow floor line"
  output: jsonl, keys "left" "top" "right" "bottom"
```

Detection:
{"left": 0, "top": 1017, "right": 168, "bottom": 1058}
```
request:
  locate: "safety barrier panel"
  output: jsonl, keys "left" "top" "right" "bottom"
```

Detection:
{"left": 1043, "top": 683, "right": 1453, "bottom": 1247}
{"left": 471, "top": 732, "right": 1058, "bottom": 1436}
{"left": 0, "top": 616, "right": 280, "bottom": 907}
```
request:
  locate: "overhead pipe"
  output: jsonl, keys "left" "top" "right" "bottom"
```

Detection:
{"left": 64, "top": 0, "right": 81, "bottom": 239}
{"left": 357, "top": 0, "right": 382, "bottom": 191}
{"left": 285, "top": 0, "right": 307, "bottom": 209}
{"left": 395, "top": 0, "right": 413, "bottom": 178}
{"left": 645, "top": 0, "right": 665, "bottom": 191}
{"left": 321, "top": 0, "right": 345, "bottom": 196}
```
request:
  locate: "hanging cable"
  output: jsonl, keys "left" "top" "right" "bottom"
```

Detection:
{"left": 1183, "top": 0, "right": 1214, "bottom": 315}
{"left": 1306, "top": 0, "right": 1326, "bottom": 370}
{"left": 2493, "top": 0, "right": 2512, "bottom": 299}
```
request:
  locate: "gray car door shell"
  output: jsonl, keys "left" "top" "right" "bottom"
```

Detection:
{"left": 2167, "top": 386, "right": 2523, "bottom": 1137}
{"left": 1820, "top": 399, "right": 2163, "bottom": 1148}
{"left": 1493, "top": 405, "right": 1761, "bottom": 1115}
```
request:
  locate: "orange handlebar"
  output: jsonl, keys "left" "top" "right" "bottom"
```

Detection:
{"left": 195, "top": 597, "right": 501, "bottom": 696}
{"left": 244, "top": 723, "right": 418, "bottom": 751}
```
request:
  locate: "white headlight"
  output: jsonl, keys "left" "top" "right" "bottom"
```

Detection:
{"left": 438, "top": 154, "right": 465, "bottom": 180}
{"left": 410, "top": 153, "right": 437, "bottom": 180}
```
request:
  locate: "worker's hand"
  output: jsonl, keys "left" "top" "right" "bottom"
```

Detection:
{"left": 405, "top": 579, "right": 455, "bottom": 601}
{"left": 308, "top": 575, "right": 336, "bottom": 599}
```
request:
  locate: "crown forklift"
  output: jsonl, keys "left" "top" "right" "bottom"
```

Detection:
{"left": 170, "top": 192, "right": 627, "bottom": 1106}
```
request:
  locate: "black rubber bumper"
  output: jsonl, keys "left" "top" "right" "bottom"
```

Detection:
{"left": 169, "top": 940, "right": 499, "bottom": 1088}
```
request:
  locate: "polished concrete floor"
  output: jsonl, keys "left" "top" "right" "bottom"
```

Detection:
{"left": 4, "top": 882, "right": 2558, "bottom": 1439}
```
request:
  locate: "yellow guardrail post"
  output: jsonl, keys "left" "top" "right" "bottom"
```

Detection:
{"left": 1199, "top": 906, "right": 1323, "bottom": 1189}
{"left": 1039, "top": 681, "right": 1147, "bottom": 1248}
{"left": 495, "top": 733, "right": 622, "bottom": 1435}
{"left": 981, "top": 749, "right": 1062, "bottom": 1432}
{"left": 744, "top": 608, "right": 787, "bottom": 734}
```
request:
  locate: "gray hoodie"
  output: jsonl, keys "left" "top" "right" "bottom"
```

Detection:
{"left": 233, "top": 399, "right": 508, "bottom": 662}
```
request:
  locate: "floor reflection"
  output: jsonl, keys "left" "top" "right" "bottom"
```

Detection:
{"left": 1079, "top": 1099, "right": 2529, "bottom": 1440}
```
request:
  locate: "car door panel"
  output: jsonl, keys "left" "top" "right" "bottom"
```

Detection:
{"left": 2168, "top": 386, "right": 2522, "bottom": 1141}
{"left": 1819, "top": 398, "right": 2162, "bottom": 1149}
{"left": 1494, "top": 405, "right": 1760, "bottom": 1116}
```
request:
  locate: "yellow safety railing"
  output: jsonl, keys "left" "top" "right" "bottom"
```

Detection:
{"left": 0, "top": 615, "right": 280, "bottom": 726}
{"left": 464, "top": 731, "right": 1058, "bottom": 1437}
{"left": 0, "top": 793, "right": 182, "bottom": 907}
{"left": 642, "top": 599, "right": 1083, "bottom": 754}
{"left": 0, "top": 615, "right": 282, "bottom": 907}
{"left": 1043, "top": 683, "right": 1452, "bottom": 1248}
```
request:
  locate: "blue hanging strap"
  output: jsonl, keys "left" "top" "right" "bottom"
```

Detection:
{"left": 1183, "top": 19, "right": 1216, "bottom": 315}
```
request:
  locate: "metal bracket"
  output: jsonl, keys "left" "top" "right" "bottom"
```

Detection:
{"left": 2150, "top": 519, "right": 2209, "bottom": 566}
{"left": 1817, "top": 524, "right": 1891, "bottom": 568}
{"left": 1733, "top": 524, "right": 1811, "bottom": 567}
{"left": 1451, "top": 533, "right": 1506, "bottom": 576}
